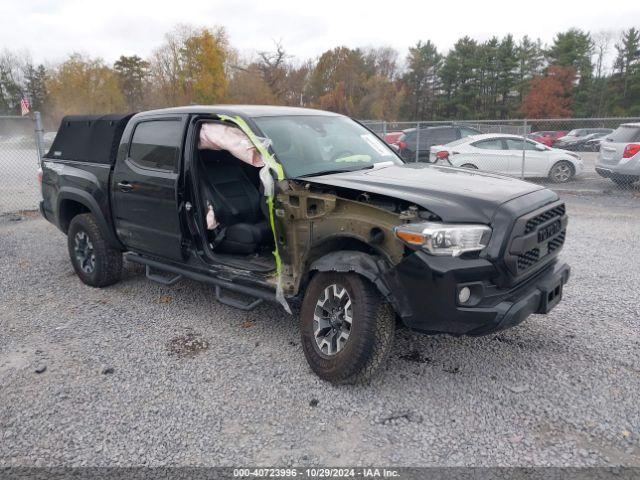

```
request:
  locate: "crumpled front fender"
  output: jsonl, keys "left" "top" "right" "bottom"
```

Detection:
{"left": 309, "top": 250, "right": 412, "bottom": 318}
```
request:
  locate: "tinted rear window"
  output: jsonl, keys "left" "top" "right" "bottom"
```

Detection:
{"left": 607, "top": 125, "right": 640, "bottom": 143}
{"left": 129, "top": 120, "right": 182, "bottom": 171}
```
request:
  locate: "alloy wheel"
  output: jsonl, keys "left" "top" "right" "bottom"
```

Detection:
{"left": 552, "top": 163, "right": 572, "bottom": 183}
{"left": 74, "top": 231, "right": 96, "bottom": 274}
{"left": 313, "top": 284, "right": 353, "bottom": 356}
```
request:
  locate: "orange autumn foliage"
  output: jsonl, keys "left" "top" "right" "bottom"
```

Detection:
{"left": 520, "top": 66, "right": 576, "bottom": 118}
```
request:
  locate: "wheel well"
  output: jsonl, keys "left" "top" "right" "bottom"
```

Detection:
{"left": 553, "top": 159, "right": 575, "bottom": 170}
{"left": 59, "top": 200, "right": 90, "bottom": 233}
{"left": 307, "top": 236, "right": 376, "bottom": 267}
{"left": 300, "top": 237, "right": 378, "bottom": 289}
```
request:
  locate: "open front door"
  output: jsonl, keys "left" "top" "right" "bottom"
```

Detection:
{"left": 112, "top": 117, "right": 186, "bottom": 261}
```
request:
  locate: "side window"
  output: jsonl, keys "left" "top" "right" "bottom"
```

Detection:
{"left": 472, "top": 139, "right": 505, "bottom": 150}
{"left": 505, "top": 138, "right": 538, "bottom": 151}
{"left": 129, "top": 120, "right": 182, "bottom": 171}
{"left": 429, "top": 128, "right": 456, "bottom": 146}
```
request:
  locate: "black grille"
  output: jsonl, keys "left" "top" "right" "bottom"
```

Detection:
{"left": 524, "top": 204, "right": 566, "bottom": 234}
{"left": 517, "top": 248, "right": 540, "bottom": 270}
{"left": 508, "top": 202, "right": 567, "bottom": 276}
{"left": 548, "top": 231, "right": 566, "bottom": 253}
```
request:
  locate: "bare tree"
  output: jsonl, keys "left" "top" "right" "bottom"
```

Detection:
{"left": 256, "top": 41, "right": 289, "bottom": 100}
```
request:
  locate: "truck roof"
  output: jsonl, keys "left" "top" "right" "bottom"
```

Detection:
{"left": 136, "top": 105, "right": 341, "bottom": 118}
{"left": 45, "top": 106, "right": 341, "bottom": 165}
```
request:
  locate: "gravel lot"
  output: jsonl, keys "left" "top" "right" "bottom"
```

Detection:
{"left": 0, "top": 194, "right": 639, "bottom": 467}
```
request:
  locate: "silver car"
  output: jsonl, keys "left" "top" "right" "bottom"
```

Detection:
{"left": 596, "top": 123, "right": 640, "bottom": 186}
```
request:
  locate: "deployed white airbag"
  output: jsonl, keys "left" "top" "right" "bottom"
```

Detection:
{"left": 199, "top": 123, "right": 265, "bottom": 167}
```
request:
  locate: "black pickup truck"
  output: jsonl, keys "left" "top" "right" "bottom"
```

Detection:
{"left": 40, "top": 105, "right": 570, "bottom": 383}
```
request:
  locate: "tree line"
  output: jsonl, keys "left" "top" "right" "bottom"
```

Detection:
{"left": 1, "top": 24, "right": 639, "bottom": 127}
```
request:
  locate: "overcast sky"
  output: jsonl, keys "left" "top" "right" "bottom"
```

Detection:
{"left": 2, "top": 0, "right": 639, "bottom": 66}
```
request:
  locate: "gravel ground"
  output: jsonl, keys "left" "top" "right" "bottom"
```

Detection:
{"left": 0, "top": 194, "right": 639, "bottom": 467}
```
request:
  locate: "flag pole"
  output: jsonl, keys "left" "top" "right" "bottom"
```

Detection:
{"left": 34, "top": 111, "right": 45, "bottom": 165}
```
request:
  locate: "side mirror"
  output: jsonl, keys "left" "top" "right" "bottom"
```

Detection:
{"left": 535, "top": 144, "right": 546, "bottom": 151}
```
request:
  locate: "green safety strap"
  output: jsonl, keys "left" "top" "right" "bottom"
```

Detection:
{"left": 216, "top": 114, "right": 286, "bottom": 285}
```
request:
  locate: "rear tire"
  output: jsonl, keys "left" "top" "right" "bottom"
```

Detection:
{"left": 549, "top": 161, "right": 575, "bottom": 183}
{"left": 460, "top": 163, "right": 478, "bottom": 169}
{"left": 67, "top": 213, "right": 122, "bottom": 287}
{"left": 300, "top": 272, "right": 395, "bottom": 384}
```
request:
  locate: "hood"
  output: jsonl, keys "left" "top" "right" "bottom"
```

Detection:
{"left": 303, "top": 163, "right": 550, "bottom": 223}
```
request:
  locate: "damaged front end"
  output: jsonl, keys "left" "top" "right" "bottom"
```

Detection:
{"left": 288, "top": 180, "right": 570, "bottom": 337}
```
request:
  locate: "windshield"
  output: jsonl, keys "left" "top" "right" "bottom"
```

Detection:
{"left": 254, "top": 115, "right": 402, "bottom": 178}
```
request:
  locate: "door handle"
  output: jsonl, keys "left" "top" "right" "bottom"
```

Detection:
{"left": 118, "top": 181, "right": 134, "bottom": 192}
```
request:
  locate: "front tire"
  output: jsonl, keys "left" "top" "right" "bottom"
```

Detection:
{"left": 300, "top": 272, "right": 395, "bottom": 384}
{"left": 460, "top": 163, "right": 478, "bottom": 169}
{"left": 549, "top": 160, "right": 575, "bottom": 183}
{"left": 67, "top": 213, "right": 122, "bottom": 287}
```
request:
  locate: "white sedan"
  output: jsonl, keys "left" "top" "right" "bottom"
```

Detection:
{"left": 430, "top": 133, "right": 584, "bottom": 183}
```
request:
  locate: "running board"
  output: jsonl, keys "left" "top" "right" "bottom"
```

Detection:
{"left": 146, "top": 265, "right": 182, "bottom": 285}
{"left": 125, "top": 253, "right": 276, "bottom": 311}
{"left": 215, "top": 285, "right": 263, "bottom": 311}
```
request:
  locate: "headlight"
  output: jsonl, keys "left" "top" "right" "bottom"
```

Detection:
{"left": 394, "top": 222, "right": 492, "bottom": 257}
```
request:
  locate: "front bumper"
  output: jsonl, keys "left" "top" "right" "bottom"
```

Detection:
{"left": 385, "top": 252, "right": 570, "bottom": 336}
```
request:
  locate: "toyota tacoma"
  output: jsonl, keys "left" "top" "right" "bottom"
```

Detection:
{"left": 39, "top": 106, "right": 570, "bottom": 383}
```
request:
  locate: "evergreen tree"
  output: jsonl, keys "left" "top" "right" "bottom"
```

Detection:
{"left": 516, "top": 36, "right": 544, "bottom": 105}
{"left": 400, "top": 41, "right": 442, "bottom": 120}
{"left": 611, "top": 27, "right": 640, "bottom": 113}
{"left": 547, "top": 29, "right": 594, "bottom": 116}
{"left": 440, "top": 37, "right": 480, "bottom": 118}
{"left": 114, "top": 55, "right": 149, "bottom": 111}
{"left": 24, "top": 64, "right": 47, "bottom": 112}
{"left": 496, "top": 35, "right": 519, "bottom": 118}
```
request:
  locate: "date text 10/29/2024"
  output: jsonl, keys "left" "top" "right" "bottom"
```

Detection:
{"left": 233, "top": 468, "right": 401, "bottom": 478}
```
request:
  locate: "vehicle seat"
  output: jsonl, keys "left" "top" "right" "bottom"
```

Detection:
{"left": 200, "top": 151, "right": 272, "bottom": 254}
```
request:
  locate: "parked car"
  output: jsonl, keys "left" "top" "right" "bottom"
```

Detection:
{"left": 527, "top": 130, "right": 567, "bottom": 147}
{"left": 383, "top": 131, "right": 403, "bottom": 146}
{"left": 397, "top": 124, "right": 482, "bottom": 161}
{"left": 555, "top": 130, "right": 613, "bottom": 151}
{"left": 40, "top": 106, "right": 570, "bottom": 384}
{"left": 584, "top": 135, "right": 607, "bottom": 152}
{"left": 554, "top": 128, "right": 613, "bottom": 149}
{"left": 596, "top": 122, "right": 640, "bottom": 186}
{"left": 430, "top": 133, "right": 584, "bottom": 183}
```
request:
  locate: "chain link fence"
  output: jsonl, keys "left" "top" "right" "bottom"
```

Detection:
{"left": 2, "top": 115, "right": 639, "bottom": 216}
{"left": 0, "top": 114, "right": 46, "bottom": 215}
{"left": 362, "top": 117, "right": 640, "bottom": 191}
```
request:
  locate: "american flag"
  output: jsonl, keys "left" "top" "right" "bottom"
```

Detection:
{"left": 20, "top": 96, "right": 30, "bottom": 116}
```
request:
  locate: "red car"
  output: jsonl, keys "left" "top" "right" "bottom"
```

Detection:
{"left": 383, "top": 131, "right": 403, "bottom": 146}
{"left": 527, "top": 130, "right": 567, "bottom": 147}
